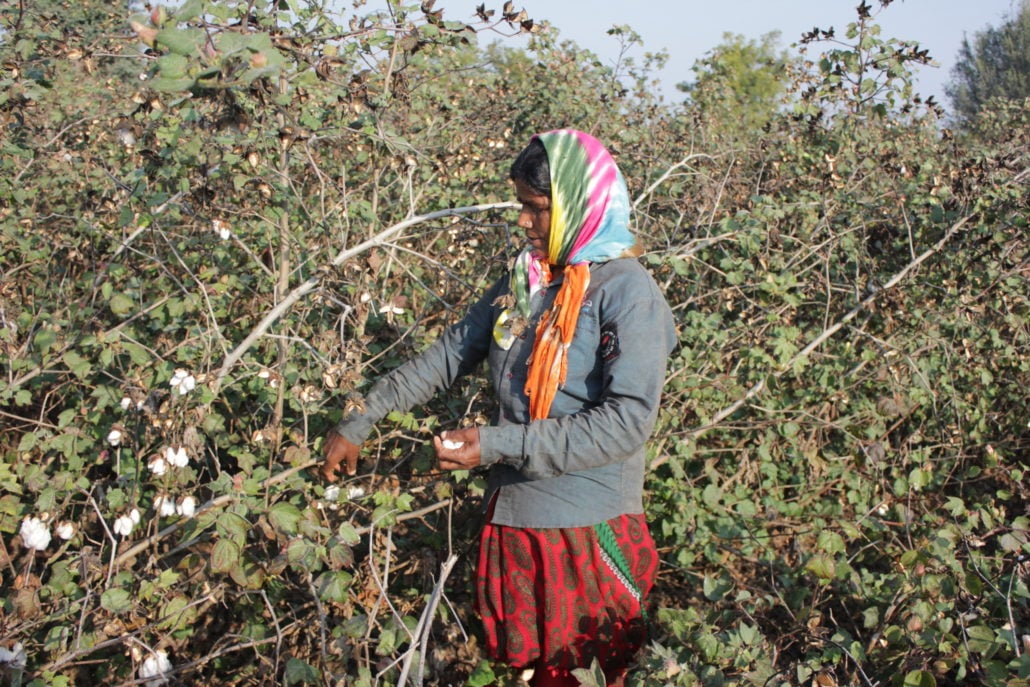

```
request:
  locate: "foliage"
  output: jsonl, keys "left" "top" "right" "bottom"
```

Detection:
{"left": 0, "top": 0, "right": 1027, "bottom": 686}
{"left": 677, "top": 31, "right": 795, "bottom": 145}
{"left": 946, "top": 0, "right": 1030, "bottom": 125}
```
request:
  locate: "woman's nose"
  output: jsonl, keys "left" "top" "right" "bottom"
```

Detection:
{"left": 516, "top": 209, "right": 532, "bottom": 229}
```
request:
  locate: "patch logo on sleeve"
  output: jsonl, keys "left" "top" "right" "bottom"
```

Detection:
{"left": 600, "top": 321, "right": 620, "bottom": 362}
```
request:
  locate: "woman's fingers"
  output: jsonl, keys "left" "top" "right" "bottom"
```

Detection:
{"left": 434, "top": 428, "right": 481, "bottom": 470}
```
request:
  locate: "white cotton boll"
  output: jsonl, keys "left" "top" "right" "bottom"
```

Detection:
{"left": 347, "top": 486, "right": 366, "bottom": 500}
{"left": 0, "top": 642, "right": 27, "bottom": 669}
{"left": 165, "top": 446, "right": 189, "bottom": 468}
{"left": 176, "top": 496, "right": 196, "bottom": 518}
{"left": 169, "top": 369, "right": 197, "bottom": 396}
{"left": 120, "top": 396, "right": 133, "bottom": 411}
{"left": 323, "top": 485, "right": 341, "bottom": 502}
{"left": 148, "top": 456, "right": 168, "bottom": 476}
{"left": 211, "top": 219, "right": 232, "bottom": 241}
{"left": 154, "top": 495, "right": 176, "bottom": 517}
{"left": 107, "top": 429, "right": 124, "bottom": 446}
{"left": 56, "top": 521, "right": 76, "bottom": 540}
{"left": 112, "top": 514, "right": 136, "bottom": 537}
{"left": 441, "top": 439, "right": 464, "bottom": 450}
{"left": 20, "top": 516, "right": 51, "bottom": 551}
{"left": 139, "top": 650, "right": 172, "bottom": 687}
{"left": 129, "top": 508, "right": 141, "bottom": 524}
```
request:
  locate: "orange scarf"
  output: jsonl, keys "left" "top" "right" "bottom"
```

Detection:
{"left": 523, "top": 263, "right": 591, "bottom": 420}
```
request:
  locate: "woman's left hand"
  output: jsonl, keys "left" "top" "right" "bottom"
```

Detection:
{"left": 433, "top": 427, "right": 481, "bottom": 471}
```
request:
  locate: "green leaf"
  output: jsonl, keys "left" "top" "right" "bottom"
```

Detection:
{"left": 174, "top": 0, "right": 206, "bottom": 22}
{"left": 229, "top": 555, "right": 266, "bottom": 589}
{"left": 804, "top": 554, "right": 836, "bottom": 581}
{"left": 702, "top": 573, "right": 732, "bottom": 601}
{"left": 120, "top": 339, "right": 151, "bottom": 365}
{"left": 287, "top": 538, "right": 320, "bottom": 571}
{"left": 315, "top": 570, "right": 353, "bottom": 603}
{"left": 902, "top": 670, "right": 937, "bottom": 687}
{"left": 337, "top": 522, "right": 361, "bottom": 546}
{"left": 149, "top": 76, "right": 196, "bottom": 92}
{"left": 159, "top": 595, "right": 197, "bottom": 631}
{"left": 108, "top": 292, "right": 135, "bottom": 317}
{"left": 44, "top": 624, "right": 71, "bottom": 653}
{"left": 100, "top": 588, "right": 134, "bottom": 614}
{"left": 817, "top": 529, "right": 846, "bottom": 555}
{"left": 210, "top": 539, "right": 242, "bottom": 574}
{"left": 216, "top": 512, "right": 250, "bottom": 545}
{"left": 156, "top": 27, "right": 203, "bottom": 56}
{"left": 909, "top": 466, "right": 931, "bottom": 490}
{"left": 62, "top": 350, "right": 92, "bottom": 379}
{"left": 965, "top": 624, "right": 1001, "bottom": 654}
{"left": 283, "top": 658, "right": 320, "bottom": 685}
{"left": 467, "top": 660, "right": 497, "bottom": 687}
{"left": 268, "top": 501, "right": 303, "bottom": 535}
{"left": 570, "top": 657, "right": 606, "bottom": 687}
{"left": 18, "top": 432, "right": 39, "bottom": 452}
{"left": 34, "top": 328, "right": 57, "bottom": 356}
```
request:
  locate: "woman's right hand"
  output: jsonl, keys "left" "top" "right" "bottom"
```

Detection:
{"left": 321, "top": 429, "right": 361, "bottom": 482}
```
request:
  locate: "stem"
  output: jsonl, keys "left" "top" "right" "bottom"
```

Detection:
{"left": 650, "top": 213, "right": 974, "bottom": 470}
{"left": 212, "top": 202, "right": 517, "bottom": 390}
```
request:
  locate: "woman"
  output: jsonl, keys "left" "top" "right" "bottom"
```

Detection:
{"left": 321, "top": 129, "right": 676, "bottom": 686}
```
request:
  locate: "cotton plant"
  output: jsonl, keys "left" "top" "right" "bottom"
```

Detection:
{"left": 154, "top": 495, "right": 177, "bottom": 518}
{"left": 20, "top": 516, "right": 51, "bottom": 551}
{"left": 138, "top": 649, "right": 173, "bottom": 687}
{"left": 107, "top": 428, "right": 124, "bottom": 446}
{"left": 148, "top": 446, "right": 190, "bottom": 476}
{"left": 147, "top": 455, "right": 169, "bottom": 476}
{"left": 0, "top": 642, "right": 26, "bottom": 671}
{"left": 165, "top": 446, "right": 189, "bottom": 468}
{"left": 113, "top": 509, "right": 141, "bottom": 538}
{"left": 211, "top": 218, "right": 232, "bottom": 241}
{"left": 55, "top": 521, "right": 76, "bottom": 540}
{"left": 169, "top": 368, "right": 196, "bottom": 396}
{"left": 176, "top": 496, "right": 197, "bottom": 518}
{"left": 154, "top": 494, "right": 197, "bottom": 518}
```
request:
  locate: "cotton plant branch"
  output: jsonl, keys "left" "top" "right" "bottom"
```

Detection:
{"left": 212, "top": 201, "right": 518, "bottom": 392}
{"left": 113, "top": 456, "right": 454, "bottom": 569}
{"left": 397, "top": 553, "right": 460, "bottom": 687}
{"left": 632, "top": 153, "right": 717, "bottom": 210}
{"left": 650, "top": 212, "right": 974, "bottom": 470}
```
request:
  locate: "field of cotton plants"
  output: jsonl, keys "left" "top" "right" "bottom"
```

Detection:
{"left": 1, "top": 1, "right": 1027, "bottom": 685}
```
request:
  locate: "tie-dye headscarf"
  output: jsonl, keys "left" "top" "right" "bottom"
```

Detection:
{"left": 494, "top": 129, "right": 640, "bottom": 420}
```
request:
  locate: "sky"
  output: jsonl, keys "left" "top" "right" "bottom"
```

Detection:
{"left": 397, "top": 0, "right": 1022, "bottom": 107}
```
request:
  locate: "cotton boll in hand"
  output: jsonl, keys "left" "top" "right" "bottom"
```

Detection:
{"left": 441, "top": 439, "right": 464, "bottom": 450}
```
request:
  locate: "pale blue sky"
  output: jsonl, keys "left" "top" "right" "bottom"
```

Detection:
{"left": 406, "top": 0, "right": 1021, "bottom": 108}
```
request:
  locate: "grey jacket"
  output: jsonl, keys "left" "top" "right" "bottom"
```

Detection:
{"left": 334, "top": 257, "right": 676, "bottom": 528}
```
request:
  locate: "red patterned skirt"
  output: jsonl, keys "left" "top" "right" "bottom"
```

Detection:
{"left": 475, "top": 509, "right": 658, "bottom": 681}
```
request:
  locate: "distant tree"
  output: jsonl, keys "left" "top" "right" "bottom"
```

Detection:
{"left": 946, "top": 0, "right": 1030, "bottom": 123}
{"left": 677, "top": 31, "right": 794, "bottom": 144}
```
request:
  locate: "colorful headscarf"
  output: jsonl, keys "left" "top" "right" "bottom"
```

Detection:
{"left": 494, "top": 129, "right": 639, "bottom": 420}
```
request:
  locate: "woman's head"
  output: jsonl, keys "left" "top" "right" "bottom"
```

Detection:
{"left": 510, "top": 139, "right": 553, "bottom": 258}
{"left": 510, "top": 138, "right": 551, "bottom": 196}
{"left": 510, "top": 130, "right": 637, "bottom": 266}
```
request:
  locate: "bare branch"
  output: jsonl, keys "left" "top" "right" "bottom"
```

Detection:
{"left": 212, "top": 202, "right": 517, "bottom": 391}
{"left": 650, "top": 212, "right": 974, "bottom": 470}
